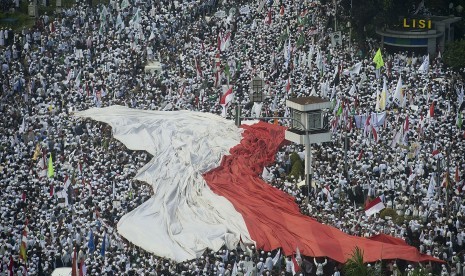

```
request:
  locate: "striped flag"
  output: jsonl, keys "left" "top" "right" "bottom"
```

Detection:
{"left": 365, "top": 197, "right": 385, "bottom": 216}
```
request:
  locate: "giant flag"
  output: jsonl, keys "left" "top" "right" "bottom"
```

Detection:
{"left": 76, "top": 106, "right": 442, "bottom": 264}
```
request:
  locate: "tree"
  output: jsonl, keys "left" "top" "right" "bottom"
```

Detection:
{"left": 443, "top": 40, "right": 465, "bottom": 70}
{"left": 340, "top": 0, "right": 419, "bottom": 50}
{"left": 343, "top": 247, "right": 369, "bottom": 276}
{"left": 289, "top": 158, "right": 304, "bottom": 181}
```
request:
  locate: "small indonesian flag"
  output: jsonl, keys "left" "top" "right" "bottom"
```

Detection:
{"left": 442, "top": 173, "right": 450, "bottom": 188}
{"left": 403, "top": 115, "right": 409, "bottom": 132}
{"left": 371, "top": 126, "right": 379, "bottom": 143}
{"left": 322, "top": 185, "right": 332, "bottom": 201}
{"left": 364, "top": 197, "right": 385, "bottom": 216}
{"left": 194, "top": 57, "right": 203, "bottom": 78}
{"left": 358, "top": 149, "right": 363, "bottom": 161}
{"left": 291, "top": 256, "right": 300, "bottom": 275}
{"left": 220, "top": 87, "right": 233, "bottom": 106}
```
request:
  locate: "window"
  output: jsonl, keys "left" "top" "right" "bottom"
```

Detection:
{"left": 307, "top": 112, "right": 322, "bottom": 130}
{"left": 250, "top": 78, "right": 264, "bottom": 102}
{"left": 292, "top": 110, "right": 303, "bottom": 130}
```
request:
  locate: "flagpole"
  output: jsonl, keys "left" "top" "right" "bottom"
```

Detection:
{"left": 341, "top": 121, "right": 348, "bottom": 219}
{"left": 446, "top": 149, "right": 450, "bottom": 217}
{"left": 437, "top": 156, "right": 442, "bottom": 199}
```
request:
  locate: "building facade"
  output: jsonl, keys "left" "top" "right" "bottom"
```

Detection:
{"left": 377, "top": 16, "right": 461, "bottom": 56}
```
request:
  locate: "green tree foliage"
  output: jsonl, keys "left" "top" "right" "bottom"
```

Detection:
{"left": 289, "top": 158, "right": 304, "bottom": 180}
{"left": 340, "top": 0, "right": 433, "bottom": 50}
{"left": 379, "top": 207, "right": 397, "bottom": 220}
{"left": 289, "top": 152, "right": 301, "bottom": 167}
{"left": 344, "top": 247, "right": 369, "bottom": 276}
{"left": 444, "top": 40, "right": 465, "bottom": 70}
{"left": 410, "top": 266, "right": 432, "bottom": 276}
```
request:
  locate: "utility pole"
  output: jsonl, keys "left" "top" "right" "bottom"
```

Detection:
{"left": 334, "top": 0, "right": 337, "bottom": 32}
{"left": 340, "top": 125, "right": 348, "bottom": 219}
{"left": 437, "top": 156, "right": 442, "bottom": 198}
{"left": 235, "top": 104, "right": 241, "bottom": 127}
{"left": 348, "top": 0, "right": 352, "bottom": 50}
{"left": 305, "top": 130, "right": 312, "bottom": 204}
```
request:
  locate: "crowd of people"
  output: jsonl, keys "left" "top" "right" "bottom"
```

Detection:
{"left": 1, "top": 0, "right": 465, "bottom": 275}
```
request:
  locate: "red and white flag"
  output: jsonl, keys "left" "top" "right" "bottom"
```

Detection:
{"left": 442, "top": 173, "right": 450, "bottom": 188}
{"left": 322, "top": 185, "right": 332, "bottom": 201}
{"left": 365, "top": 197, "right": 385, "bottom": 216}
{"left": 371, "top": 126, "right": 379, "bottom": 143}
{"left": 220, "top": 86, "right": 234, "bottom": 118}
{"left": 221, "top": 32, "right": 231, "bottom": 52}
{"left": 403, "top": 115, "right": 409, "bottom": 132}
{"left": 217, "top": 33, "right": 222, "bottom": 52}
{"left": 357, "top": 149, "right": 364, "bottom": 161}
{"left": 266, "top": 10, "right": 272, "bottom": 25}
{"left": 417, "top": 114, "right": 424, "bottom": 136}
{"left": 219, "top": 87, "right": 233, "bottom": 106}
{"left": 291, "top": 256, "right": 301, "bottom": 275}
{"left": 76, "top": 106, "right": 440, "bottom": 264}
{"left": 286, "top": 77, "right": 291, "bottom": 93}
{"left": 194, "top": 57, "right": 203, "bottom": 78}
{"left": 432, "top": 149, "right": 442, "bottom": 158}
{"left": 364, "top": 114, "right": 372, "bottom": 136}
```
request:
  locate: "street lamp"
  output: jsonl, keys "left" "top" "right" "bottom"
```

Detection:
{"left": 285, "top": 96, "right": 331, "bottom": 203}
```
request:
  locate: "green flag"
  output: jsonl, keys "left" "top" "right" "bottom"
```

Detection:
{"left": 373, "top": 48, "right": 384, "bottom": 69}
{"left": 336, "top": 102, "right": 344, "bottom": 116}
{"left": 47, "top": 155, "right": 54, "bottom": 178}
{"left": 296, "top": 33, "right": 305, "bottom": 48}
{"left": 279, "top": 29, "right": 289, "bottom": 44}
{"left": 224, "top": 63, "right": 231, "bottom": 80}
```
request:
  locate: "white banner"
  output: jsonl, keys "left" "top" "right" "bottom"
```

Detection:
{"left": 239, "top": 5, "right": 250, "bottom": 15}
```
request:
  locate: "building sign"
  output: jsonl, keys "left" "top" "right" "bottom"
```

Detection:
{"left": 402, "top": 18, "right": 432, "bottom": 29}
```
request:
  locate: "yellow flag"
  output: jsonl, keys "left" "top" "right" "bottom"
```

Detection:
{"left": 32, "top": 143, "right": 41, "bottom": 161}
{"left": 47, "top": 155, "right": 54, "bottom": 178}
{"left": 373, "top": 48, "right": 384, "bottom": 69}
